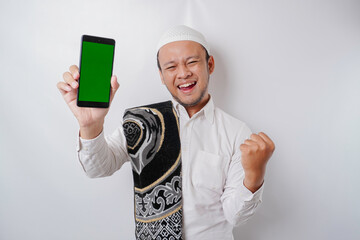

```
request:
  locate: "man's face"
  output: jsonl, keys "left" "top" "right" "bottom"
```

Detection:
{"left": 158, "top": 40, "right": 214, "bottom": 107}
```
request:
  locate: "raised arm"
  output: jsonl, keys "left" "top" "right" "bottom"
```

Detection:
{"left": 58, "top": 65, "right": 129, "bottom": 177}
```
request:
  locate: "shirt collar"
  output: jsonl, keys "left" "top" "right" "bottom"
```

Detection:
{"left": 171, "top": 94, "right": 215, "bottom": 125}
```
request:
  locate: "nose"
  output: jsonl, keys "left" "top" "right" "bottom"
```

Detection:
{"left": 177, "top": 63, "right": 192, "bottom": 79}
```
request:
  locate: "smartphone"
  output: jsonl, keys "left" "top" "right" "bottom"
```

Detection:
{"left": 77, "top": 35, "right": 115, "bottom": 108}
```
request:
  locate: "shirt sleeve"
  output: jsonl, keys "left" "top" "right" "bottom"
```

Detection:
{"left": 220, "top": 123, "right": 264, "bottom": 227}
{"left": 76, "top": 123, "right": 131, "bottom": 178}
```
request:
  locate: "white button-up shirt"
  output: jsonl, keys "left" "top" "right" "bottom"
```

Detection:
{"left": 76, "top": 95, "right": 264, "bottom": 240}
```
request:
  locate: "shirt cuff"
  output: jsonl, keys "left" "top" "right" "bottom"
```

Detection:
{"left": 76, "top": 129, "right": 106, "bottom": 155}
{"left": 235, "top": 180, "right": 264, "bottom": 204}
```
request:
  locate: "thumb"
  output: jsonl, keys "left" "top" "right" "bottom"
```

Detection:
{"left": 109, "top": 75, "right": 119, "bottom": 104}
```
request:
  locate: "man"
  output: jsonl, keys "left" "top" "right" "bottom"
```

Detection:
{"left": 57, "top": 25, "right": 275, "bottom": 240}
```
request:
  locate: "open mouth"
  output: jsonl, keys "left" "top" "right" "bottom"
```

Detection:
{"left": 178, "top": 81, "right": 197, "bottom": 92}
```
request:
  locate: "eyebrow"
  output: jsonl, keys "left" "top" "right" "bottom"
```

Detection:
{"left": 186, "top": 55, "right": 201, "bottom": 61}
{"left": 163, "top": 60, "right": 176, "bottom": 66}
{"left": 163, "top": 55, "right": 201, "bottom": 66}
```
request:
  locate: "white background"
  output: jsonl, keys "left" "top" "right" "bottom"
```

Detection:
{"left": 1, "top": 0, "right": 359, "bottom": 239}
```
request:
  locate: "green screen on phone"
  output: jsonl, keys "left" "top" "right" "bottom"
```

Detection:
{"left": 78, "top": 41, "right": 114, "bottom": 102}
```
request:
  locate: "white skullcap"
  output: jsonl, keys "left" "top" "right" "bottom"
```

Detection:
{"left": 156, "top": 25, "right": 210, "bottom": 54}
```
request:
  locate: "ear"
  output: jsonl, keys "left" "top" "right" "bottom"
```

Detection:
{"left": 159, "top": 69, "right": 165, "bottom": 84}
{"left": 208, "top": 56, "right": 215, "bottom": 75}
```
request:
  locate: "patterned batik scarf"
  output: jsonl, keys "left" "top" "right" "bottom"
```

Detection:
{"left": 122, "top": 100, "right": 183, "bottom": 240}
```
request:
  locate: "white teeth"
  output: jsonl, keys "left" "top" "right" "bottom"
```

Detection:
{"left": 179, "top": 82, "right": 195, "bottom": 88}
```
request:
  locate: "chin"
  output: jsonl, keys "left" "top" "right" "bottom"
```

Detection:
{"left": 172, "top": 87, "right": 208, "bottom": 108}
{"left": 178, "top": 96, "right": 202, "bottom": 107}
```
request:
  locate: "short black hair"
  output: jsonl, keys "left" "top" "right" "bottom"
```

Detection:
{"left": 157, "top": 45, "right": 210, "bottom": 71}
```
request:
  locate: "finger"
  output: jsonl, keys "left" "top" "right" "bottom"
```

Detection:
{"left": 240, "top": 142, "right": 258, "bottom": 153}
{"left": 69, "top": 65, "right": 79, "bottom": 79}
{"left": 250, "top": 133, "right": 265, "bottom": 143}
{"left": 250, "top": 133, "right": 266, "bottom": 149}
{"left": 239, "top": 143, "right": 249, "bottom": 153}
{"left": 109, "top": 75, "right": 119, "bottom": 103}
{"left": 258, "top": 132, "right": 276, "bottom": 151}
{"left": 57, "top": 81, "right": 72, "bottom": 95}
{"left": 243, "top": 139, "right": 257, "bottom": 146}
{"left": 63, "top": 71, "right": 79, "bottom": 89}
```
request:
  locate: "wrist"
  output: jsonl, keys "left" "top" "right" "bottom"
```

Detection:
{"left": 79, "top": 121, "right": 104, "bottom": 139}
{"left": 243, "top": 170, "right": 265, "bottom": 193}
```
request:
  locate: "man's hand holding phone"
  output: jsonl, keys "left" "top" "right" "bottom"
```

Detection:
{"left": 57, "top": 65, "right": 119, "bottom": 139}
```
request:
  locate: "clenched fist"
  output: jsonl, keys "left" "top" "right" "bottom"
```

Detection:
{"left": 240, "top": 132, "right": 275, "bottom": 193}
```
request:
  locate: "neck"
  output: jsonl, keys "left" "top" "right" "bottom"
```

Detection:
{"left": 185, "top": 94, "right": 210, "bottom": 118}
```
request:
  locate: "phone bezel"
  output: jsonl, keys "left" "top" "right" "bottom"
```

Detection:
{"left": 77, "top": 35, "right": 115, "bottom": 108}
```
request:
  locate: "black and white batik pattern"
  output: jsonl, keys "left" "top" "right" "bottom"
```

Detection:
{"left": 123, "top": 107, "right": 164, "bottom": 175}
{"left": 123, "top": 101, "right": 183, "bottom": 240}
